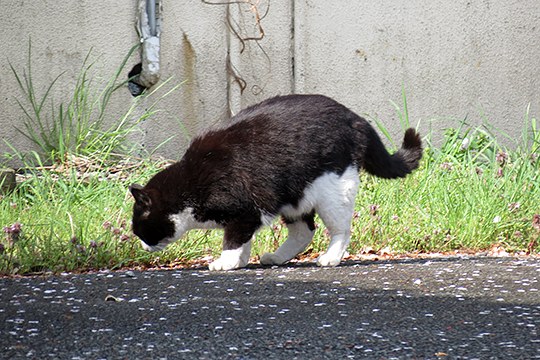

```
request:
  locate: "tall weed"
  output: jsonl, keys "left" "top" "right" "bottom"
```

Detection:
{"left": 9, "top": 42, "right": 144, "bottom": 164}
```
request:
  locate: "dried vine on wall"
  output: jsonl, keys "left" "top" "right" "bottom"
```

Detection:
{"left": 202, "top": 0, "right": 272, "bottom": 95}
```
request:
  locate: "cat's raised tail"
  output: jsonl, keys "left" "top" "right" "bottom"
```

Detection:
{"left": 362, "top": 127, "right": 423, "bottom": 179}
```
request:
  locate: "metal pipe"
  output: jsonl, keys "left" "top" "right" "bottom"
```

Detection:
{"left": 146, "top": 0, "right": 156, "bottom": 36}
{"left": 132, "top": 0, "right": 160, "bottom": 91}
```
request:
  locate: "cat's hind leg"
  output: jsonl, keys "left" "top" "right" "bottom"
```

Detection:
{"left": 260, "top": 212, "right": 315, "bottom": 266}
{"left": 315, "top": 167, "right": 359, "bottom": 267}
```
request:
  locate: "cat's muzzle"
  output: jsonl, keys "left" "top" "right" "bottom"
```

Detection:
{"left": 140, "top": 240, "right": 168, "bottom": 252}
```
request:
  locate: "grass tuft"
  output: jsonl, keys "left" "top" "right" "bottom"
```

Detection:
{"left": 8, "top": 41, "right": 152, "bottom": 165}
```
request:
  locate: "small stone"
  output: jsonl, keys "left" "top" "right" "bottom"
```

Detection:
{"left": 105, "top": 295, "right": 124, "bottom": 302}
{"left": 0, "top": 168, "right": 16, "bottom": 194}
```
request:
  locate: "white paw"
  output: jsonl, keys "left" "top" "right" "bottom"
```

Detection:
{"left": 316, "top": 253, "right": 342, "bottom": 267}
{"left": 208, "top": 257, "right": 246, "bottom": 271}
{"left": 260, "top": 252, "right": 286, "bottom": 266}
{"left": 208, "top": 243, "right": 251, "bottom": 271}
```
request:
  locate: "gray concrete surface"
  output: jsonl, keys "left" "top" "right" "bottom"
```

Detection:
{"left": 1, "top": 256, "right": 539, "bottom": 359}
{"left": 1, "top": 1, "right": 539, "bottom": 163}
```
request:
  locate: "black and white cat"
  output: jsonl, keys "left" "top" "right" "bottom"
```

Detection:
{"left": 129, "top": 94, "right": 422, "bottom": 271}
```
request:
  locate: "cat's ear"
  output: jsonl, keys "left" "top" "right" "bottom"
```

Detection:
{"left": 129, "top": 184, "right": 152, "bottom": 208}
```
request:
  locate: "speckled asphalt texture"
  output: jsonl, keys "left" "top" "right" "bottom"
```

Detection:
{"left": 1, "top": 256, "right": 539, "bottom": 359}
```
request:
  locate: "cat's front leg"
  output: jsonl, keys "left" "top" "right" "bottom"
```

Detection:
{"left": 209, "top": 240, "right": 251, "bottom": 271}
{"left": 209, "top": 222, "right": 256, "bottom": 271}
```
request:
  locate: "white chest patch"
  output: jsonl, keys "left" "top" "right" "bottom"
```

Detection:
{"left": 169, "top": 208, "right": 221, "bottom": 238}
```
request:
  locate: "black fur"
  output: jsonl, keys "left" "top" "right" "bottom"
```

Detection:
{"left": 130, "top": 94, "right": 422, "bottom": 250}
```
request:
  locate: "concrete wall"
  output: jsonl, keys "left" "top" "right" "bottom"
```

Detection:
{"left": 1, "top": 0, "right": 539, "bottom": 164}
{"left": 294, "top": 0, "right": 540, "bottom": 144}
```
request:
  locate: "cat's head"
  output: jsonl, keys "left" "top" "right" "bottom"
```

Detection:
{"left": 129, "top": 184, "right": 177, "bottom": 252}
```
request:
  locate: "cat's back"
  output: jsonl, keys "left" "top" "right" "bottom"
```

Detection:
{"left": 186, "top": 94, "right": 368, "bottom": 164}
{"left": 223, "top": 94, "right": 365, "bottom": 144}
{"left": 233, "top": 94, "right": 353, "bottom": 125}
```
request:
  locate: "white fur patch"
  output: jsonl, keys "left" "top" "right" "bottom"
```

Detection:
{"left": 141, "top": 208, "right": 220, "bottom": 252}
{"left": 170, "top": 207, "right": 221, "bottom": 235}
{"left": 209, "top": 240, "right": 252, "bottom": 271}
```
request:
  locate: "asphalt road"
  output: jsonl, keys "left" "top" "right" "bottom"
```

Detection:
{"left": 1, "top": 256, "right": 539, "bottom": 359}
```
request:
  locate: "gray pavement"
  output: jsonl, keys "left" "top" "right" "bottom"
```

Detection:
{"left": 1, "top": 256, "right": 539, "bottom": 359}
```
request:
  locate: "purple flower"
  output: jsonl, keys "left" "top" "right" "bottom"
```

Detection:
{"left": 496, "top": 151, "right": 508, "bottom": 165}
{"left": 76, "top": 245, "right": 86, "bottom": 254}
{"left": 369, "top": 204, "right": 380, "bottom": 216}
{"left": 508, "top": 202, "right": 520, "bottom": 212}
{"left": 441, "top": 162, "right": 453, "bottom": 171}
{"left": 3, "top": 222, "right": 22, "bottom": 235}
{"left": 533, "top": 214, "right": 540, "bottom": 231}
{"left": 3, "top": 222, "right": 22, "bottom": 243}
